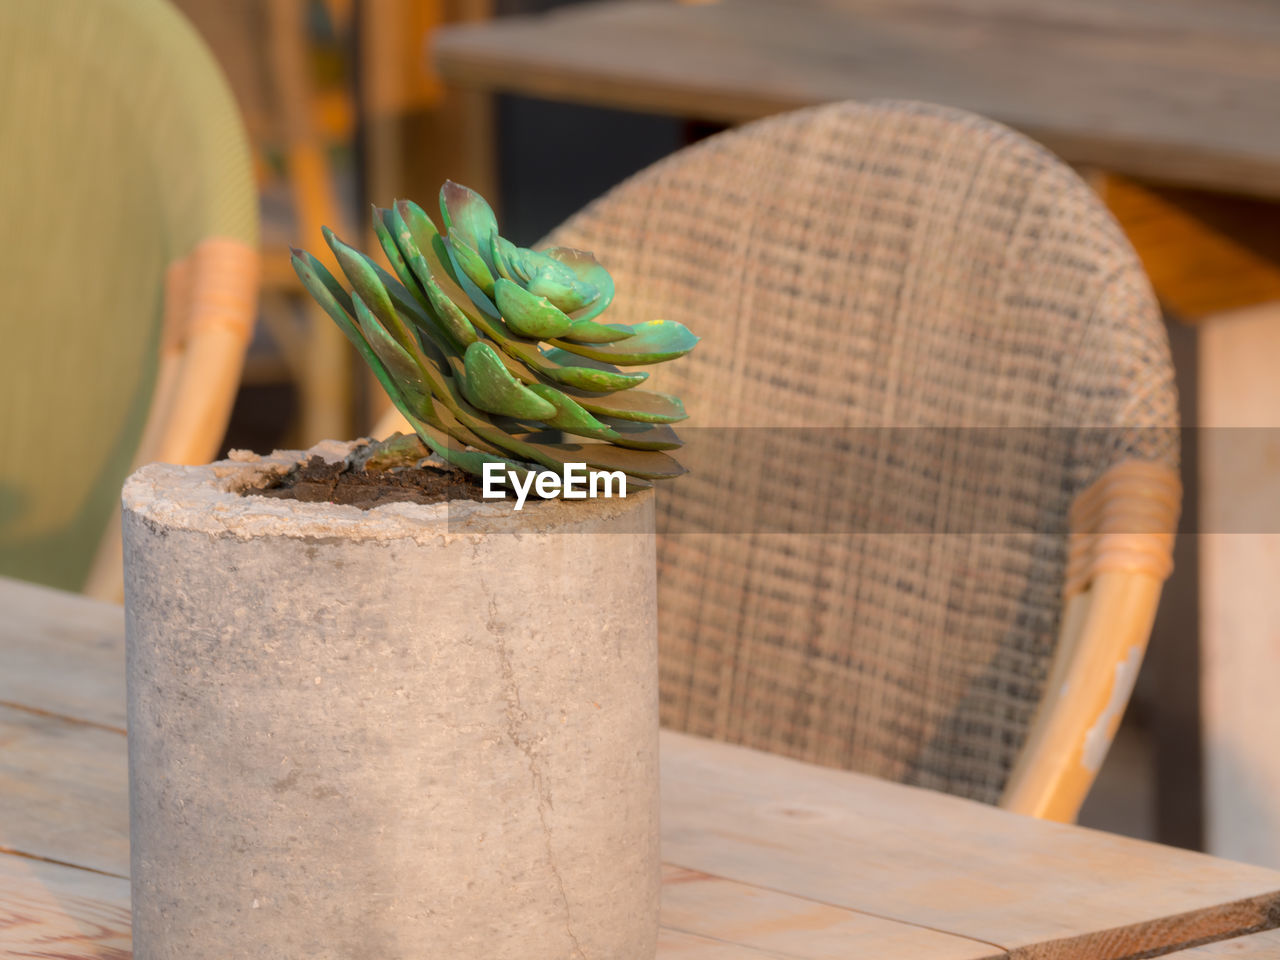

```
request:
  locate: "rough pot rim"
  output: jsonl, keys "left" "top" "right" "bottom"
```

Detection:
{"left": 122, "top": 439, "right": 655, "bottom": 545}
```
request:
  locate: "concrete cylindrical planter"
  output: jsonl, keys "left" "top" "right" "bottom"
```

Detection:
{"left": 122, "top": 441, "right": 659, "bottom": 960}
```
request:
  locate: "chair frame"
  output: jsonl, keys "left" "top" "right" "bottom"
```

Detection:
{"left": 1001, "top": 459, "right": 1180, "bottom": 821}
{"left": 82, "top": 238, "right": 259, "bottom": 602}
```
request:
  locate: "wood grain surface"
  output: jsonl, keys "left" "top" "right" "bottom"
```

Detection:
{"left": 3, "top": 576, "right": 1279, "bottom": 958}
{"left": 662, "top": 732, "right": 1280, "bottom": 960}
{"left": 1162, "top": 929, "right": 1280, "bottom": 956}
{"left": 0, "top": 705, "right": 129, "bottom": 878}
{"left": 1098, "top": 175, "right": 1280, "bottom": 322}
{"left": 0, "top": 577, "right": 125, "bottom": 730}
{"left": 0, "top": 854, "right": 131, "bottom": 959}
{"left": 433, "top": 0, "right": 1280, "bottom": 199}
{"left": 660, "top": 865, "right": 999, "bottom": 959}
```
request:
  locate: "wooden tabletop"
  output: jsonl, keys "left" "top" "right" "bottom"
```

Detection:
{"left": 3, "top": 575, "right": 1280, "bottom": 959}
{"left": 1164, "top": 930, "right": 1280, "bottom": 957}
{"left": 433, "top": 0, "right": 1280, "bottom": 200}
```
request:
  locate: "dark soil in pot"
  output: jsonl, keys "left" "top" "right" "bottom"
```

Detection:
{"left": 255, "top": 454, "right": 486, "bottom": 510}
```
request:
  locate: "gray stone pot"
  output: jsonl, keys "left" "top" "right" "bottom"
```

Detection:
{"left": 122, "top": 441, "right": 659, "bottom": 960}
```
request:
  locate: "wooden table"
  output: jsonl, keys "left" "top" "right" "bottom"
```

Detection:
{"left": 3, "top": 576, "right": 1280, "bottom": 959}
{"left": 434, "top": 0, "right": 1280, "bottom": 200}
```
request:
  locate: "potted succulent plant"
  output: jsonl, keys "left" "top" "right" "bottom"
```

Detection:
{"left": 122, "top": 183, "right": 696, "bottom": 959}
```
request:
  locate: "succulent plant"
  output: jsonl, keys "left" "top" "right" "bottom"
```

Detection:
{"left": 291, "top": 182, "right": 697, "bottom": 491}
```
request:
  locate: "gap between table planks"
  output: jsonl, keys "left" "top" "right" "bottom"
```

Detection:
{"left": 4, "top": 576, "right": 1280, "bottom": 958}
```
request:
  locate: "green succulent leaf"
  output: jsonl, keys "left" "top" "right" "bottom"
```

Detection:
{"left": 439, "top": 181, "right": 499, "bottom": 272}
{"left": 351, "top": 293, "right": 432, "bottom": 414}
{"left": 596, "top": 418, "right": 684, "bottom": 450}
{"left": 427, "top": 279, "right": 637, "bottom": 394}
{"left": 445, "top": 233, "right": 497, "bottom": 300}
{"left": 391, "top": 199, "right": 441, "bottom": 263}
{"left": 559, "top": 318, "right": 634, "bottom": 343}
{"left": 561, "top": 385, "right": 689, "bottom": 424}
{"left": 291, "top": 247, "right": 353, "bottom": 318}
{"left": 466, "top": 319, "right": 643, "bottom": 395}
{"left": 501, "top": 241, "right": 536, "bottom": 285}
{"left": 490, "top": 234, "right": 521, "bottom": 284}
{"left": 381, "top": 202, "right": 474, "bottom": 350}
{"left": 323, "top": 228, "right": 402, "bottom": 336}
{"left": 294, "top": 251, "right": 445, "bottom": 435}
{"left": 429, "top": 232, "right": 464, "bottom": 288}
{"left": 294, "top": 183, "right": 696, "bottom": 485}
{"left": 416, "top": 270, "right": 479, "bottom": 349}
{"left": 462, "top": 341, "right": 558, "bottom": 421}
{"left": 524, "top": 386, "right": 684, "bottom": 450}
{"left": 539, "top": 443, "right": 685, "bottom": 480}
{"left": 524, "top": 383, "right": 609, "bottom": 436}
{"left": 371, "top": 206, "right": 423, "bottom": 300}
{"left": 428, "top": 396, "right": 508, "bottom": 456}
{"left": 500, "top": 245, "right": 598, "bottom": 312}
{"left": 361, "top": 253, "right": 428, "bottom": 324}
{"left": 550, "top": 319, "right": 699, "bottom": 365}
{"left": 406, "top": 411, "right": 536, "bottom": 483}
{"left": 494, "top": 278, "right": 573, "bottom": 340}
{"left": 525, "top": 266, "right": 597, "bottom": 314}
{"left": 400, "top": 206, "right": 501, "bottom": 325}
{"left": 540, "top": 349, "right": 649, "bottom": 391}
{"left": 543, "top": 246, "right": 616, "bottom": 323}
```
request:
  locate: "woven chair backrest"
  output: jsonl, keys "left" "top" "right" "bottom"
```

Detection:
{"left": 545, "top": 100, "right": 1177, "bottom": 803}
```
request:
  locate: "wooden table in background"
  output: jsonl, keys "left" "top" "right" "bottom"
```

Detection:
{"left": 434, "top": 0, "right": 1280, "bottom": 321}
{"left": 3, "top": 575, "right": 1280, "bottom": 959}
{"left": 434, "top": 0, "right": 1280, "bottom": 200}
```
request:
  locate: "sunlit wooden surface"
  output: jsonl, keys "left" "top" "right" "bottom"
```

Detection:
{"left": 1164, "top": 930, "right": 1280, "bottom": 957}
{"left": 434, "top": 0, "right": 1280, "bottom": 200}
{"left": 3, "top": 575, "right": 1280, "bottom": 958}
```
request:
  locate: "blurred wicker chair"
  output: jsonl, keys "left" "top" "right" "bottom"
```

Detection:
{"left": 544, "top": 100, "right": 1180, "bottom": 822}
{"left": 0, "top": 0, "right": 259, "bottom": 600}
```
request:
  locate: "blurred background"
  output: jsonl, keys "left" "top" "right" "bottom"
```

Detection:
{"left": 6, "top": 0, "right": 1280, "bottom": 872}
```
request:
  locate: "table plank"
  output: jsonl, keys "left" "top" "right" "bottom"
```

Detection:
{"left": 4, "top": 577, "right": 1280, "bottom": 959}
{"left": 657, "top": 928, "right": 801, "bottom": 958}
{"left": 0, "top": 859, "right": 1000, "bottom": 960}
{"left": 0, "top": 705, "right": 129, "bottom": 878}
{"left": 434, "top": 0, "right": 1280, "bottom": 198}
{"left": 0, "top": 580, "right": 995, "bottom": 959}
{"left": 0, "top": 710, "right": 998, "bottom": 958}
{"left": 1164, "top": 930, "right": 1280, "bottom": 957}
{"left": 0, "top": 577, "right": 125, "bottom": 730}
{"left": 0, "top": 860, "right": 991, "bottom": 960}
{"left": 662, "top": 732, "right": 1280, "bottom": 960}
{"left": 661, "top": 865, "right": 998, "bottom": 960}
{"left": 0, "top": 852, "right": 131, "bottom": 958}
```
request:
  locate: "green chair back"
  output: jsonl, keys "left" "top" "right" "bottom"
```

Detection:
{"left": 0, "top": 0, "right": 257, "bottom": 590}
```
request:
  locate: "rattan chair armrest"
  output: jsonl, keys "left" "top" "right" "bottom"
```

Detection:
{"left": 82, "top": 237, "right": 259, "bottom": 602}
{"left": 1001, "top": 459, "right": 1180, "bottom": 821}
